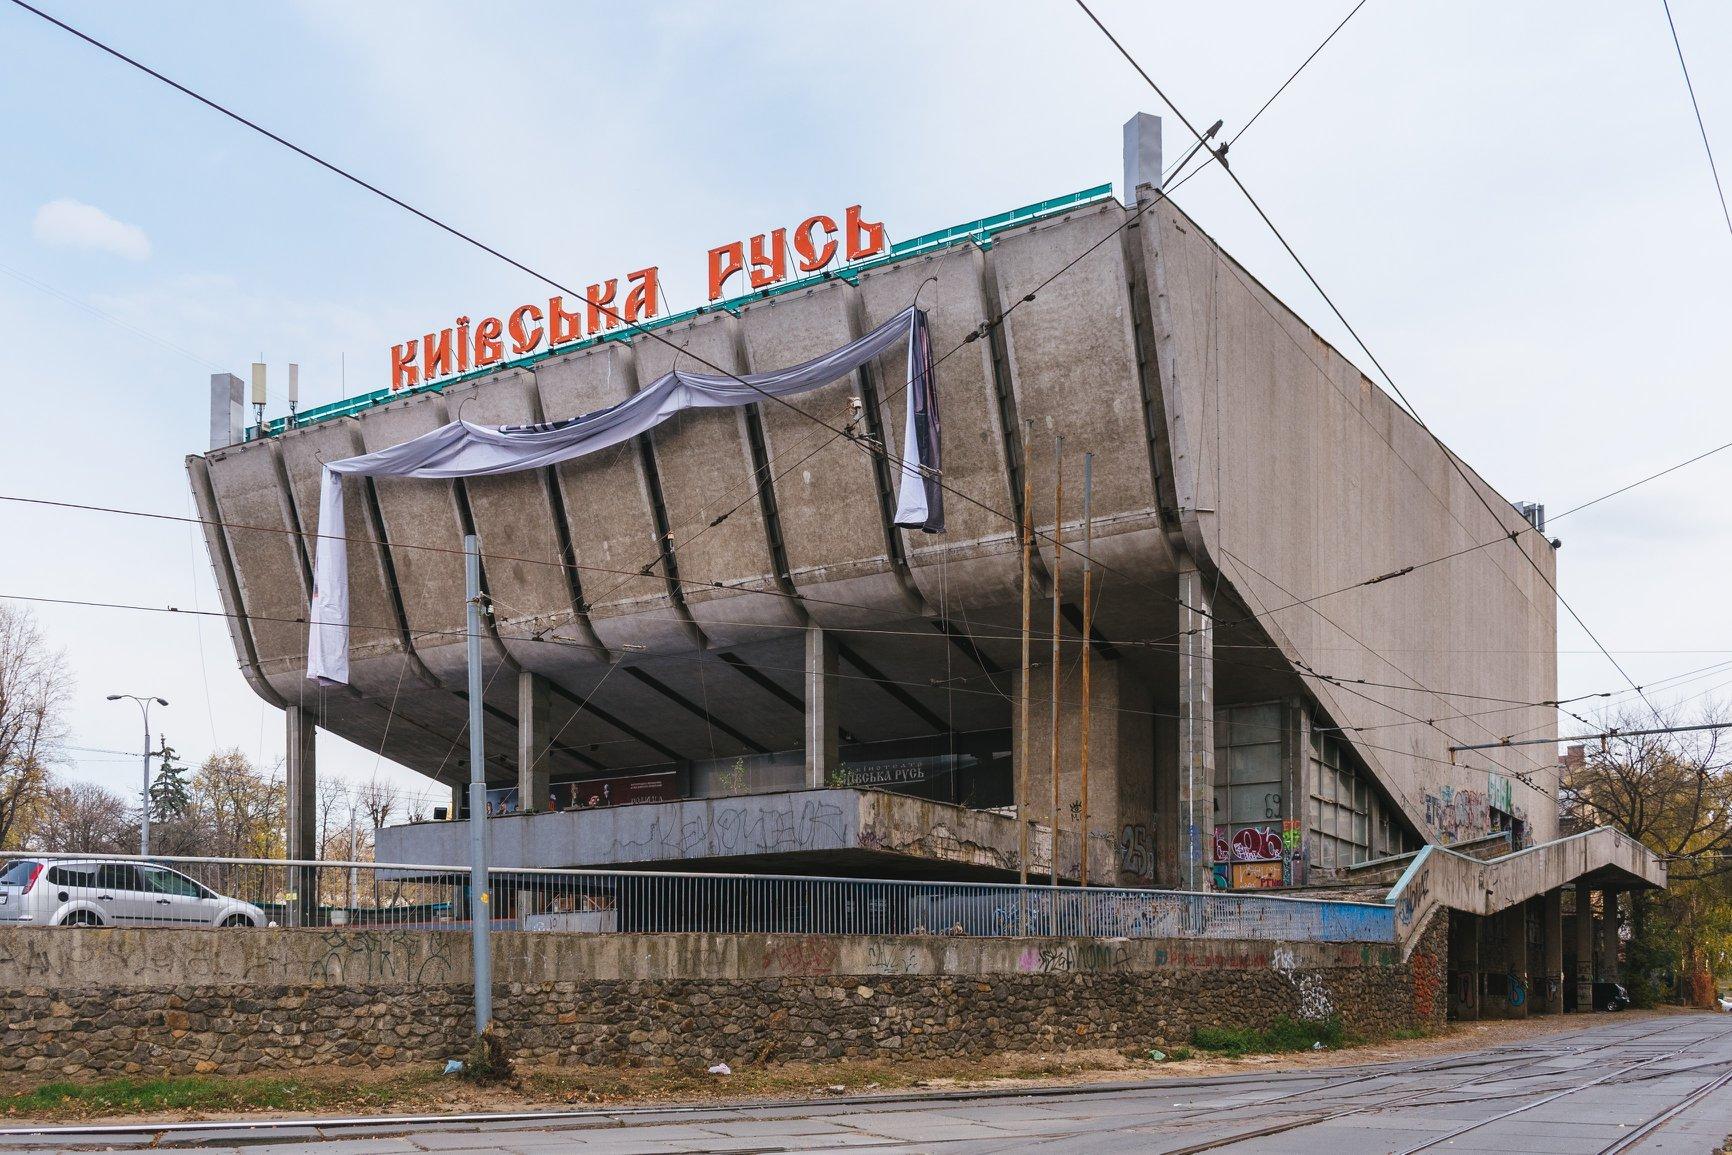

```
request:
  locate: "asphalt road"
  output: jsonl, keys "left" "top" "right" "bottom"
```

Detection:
{"left": 5, "top": 1013, "right": 1730, "bottom": 1154}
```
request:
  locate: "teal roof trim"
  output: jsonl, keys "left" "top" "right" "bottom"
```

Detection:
{"left": 250, "top": 182, "right": 1114, "bottom": 440}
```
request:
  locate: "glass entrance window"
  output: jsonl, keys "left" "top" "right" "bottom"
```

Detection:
{"left": 1214, "top": 703, "right": 1286, "bottom": 888}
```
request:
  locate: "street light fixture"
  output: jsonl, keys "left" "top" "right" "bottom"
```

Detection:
{"left": 106, "top": 694, "right": 169, "bottom": 856}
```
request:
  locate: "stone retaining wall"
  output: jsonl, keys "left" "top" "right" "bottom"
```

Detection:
{"left": 0, "top": 919, "right": 1446, "bottom": 1081}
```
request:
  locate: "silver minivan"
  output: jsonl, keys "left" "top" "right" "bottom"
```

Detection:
{"left": 0, "top": 859, "right": 266, "bottom": 928}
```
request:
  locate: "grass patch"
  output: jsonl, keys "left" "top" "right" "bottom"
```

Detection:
{"left": 0, "top": 1072, "right": 440, "bottom": 1119}
{"left": 1192, "top": 1016, "right": 1345, "bottom": 1057}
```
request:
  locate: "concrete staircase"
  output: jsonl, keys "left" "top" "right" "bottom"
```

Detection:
{"left": 1385, "top": 826, "right": 1666, "bottom": 958}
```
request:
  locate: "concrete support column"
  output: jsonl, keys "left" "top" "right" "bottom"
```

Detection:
{"left": 804, "top": 624, "right": 839, "bottom": 789}
{"left": 517, "top": 671, "right": 550, "bottom": 813}
{"left": 1574, "top": 882, "right": 1594, "bottom": 1010}
{"left": 1598, "top": 887, "right": 1621, "bottom": 982}
{"left": 284, "top": 705, "right": 318, "bottom": 927}
{"left": 450, "top": 781, "right": 464, "bottom": 821}
{"left": 1281, "top": 699, "right": 1312, "bottom": 887}
{"left": 1176, "top": 562, "right": 1216, "bottom": 890}
{"left": 1463, "top": 914, "right": 1481, "bottom": 1020}
{"left": 1506, "top": 903, "right": 1531, "bottom": 1018}
{"left": 1543, "top": 888, "right": 1565, "bottom": 1014}
{"left": 1013, "top": 659, "right": 1156, "bottom": 886}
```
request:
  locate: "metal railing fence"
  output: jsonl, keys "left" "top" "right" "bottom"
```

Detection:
{"left": 0, "top": 851, "right": 1397, "bottom": 943}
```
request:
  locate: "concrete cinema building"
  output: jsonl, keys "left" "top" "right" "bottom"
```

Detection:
{"left": 189, "top": 116, "right": 1662, "bottom": 933}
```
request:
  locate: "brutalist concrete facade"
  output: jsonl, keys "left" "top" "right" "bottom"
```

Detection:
{"left": 190, "top": 116, "right": 1566, "bottom": 891}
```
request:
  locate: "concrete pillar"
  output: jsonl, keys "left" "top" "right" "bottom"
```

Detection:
{"left": 450, "top": 781, "right": 464, "bottom": 821}
{"left": 1123, "top": 112, "right": 1164, "bottom": 202}
{"left": 1506, "top": 903, "right": 1530, "bottom": 1018}
{"left": 1463, "top": 914, "right": 1481, "bottom": 1020}
{"left": 1014, "top": 658, "right": 1156, "bottom": 885}
{"left": 1574, "top": 881, "right": 1594, "bottom": 1010}
{"left": 804, "top": 624, "right": 839, "bottom": 789}
{"left": 1599, "top": 887, "right": 1621, "bottom": 982}
{"left": 209, "top": 372, "right": 244, "bottom": 449}
{"left": 1153, "top": 714, "right": 1180, "bottom": 888}
{"left": 1177, "top": 562, "right": 1216, "bottom": 890}
{"left": 1543, "top": 888, "right": 1565, "bottom": 1014}
{"left": 517, "top": 671, "right": 550, "bottom": 813}
{"left": 284, "top": 705, "right": 318, "bottom": 927}
{"left": 1281, "top": 699, "right": 1311, "bottom": 887}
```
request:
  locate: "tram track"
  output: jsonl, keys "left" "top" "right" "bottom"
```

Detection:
{"left": 1, "top": 1018, "right": 1725, "bottom": 1152}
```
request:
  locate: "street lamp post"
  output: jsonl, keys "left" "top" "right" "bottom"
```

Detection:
{"left": 106, "top": 693, "right": 168, "bottom": 856}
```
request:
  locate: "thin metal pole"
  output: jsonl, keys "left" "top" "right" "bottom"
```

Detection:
{"left": 464, "top": 535, "right": 492, "bottom": 1035}
{"left": 140, "top": 710, "right": 152, "bottom": 857}
{"left": 1080, "top": 451, "right": 1094, "bottom": 889}
{"left": 1049, "top": 433, "right": 1063, "bottom": 890}
{"left": 1018, "top": 421, "right": 1034, "bottom": 891}
{"left": 1448, "top": 720, "right": 1732, "bottom": 755}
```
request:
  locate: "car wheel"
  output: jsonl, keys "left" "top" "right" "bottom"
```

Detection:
{"left": 61, "top": 911, "right": 102, "bottom": 928}
{"left": 220, "top": 914, "right": 255, "bottom": 928}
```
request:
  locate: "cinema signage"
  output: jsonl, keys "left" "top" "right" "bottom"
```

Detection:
{"left": 388, "top": 205, "right": 887, "bottom": 393}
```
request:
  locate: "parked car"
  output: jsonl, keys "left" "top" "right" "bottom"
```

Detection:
{"left": 1593, "top": 981, "right": 1632, "bottom": 1011}
{"left": 0, "top": 859, "right": 266, "bottom": 928}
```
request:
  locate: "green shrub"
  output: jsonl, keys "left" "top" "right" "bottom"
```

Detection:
{"left": 1192, "top": 1017, "right": 1343, "bottom": 1056}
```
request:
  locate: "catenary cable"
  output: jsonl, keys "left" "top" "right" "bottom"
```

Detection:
{"left": 2, "top": 0, "right": 1219, "bottom": 626}
{"left": 1073, "top": 0, "right": 1669, "bottom": 729}
{"left": 1661, "top": 0, "right": 1732, "bottom": 240}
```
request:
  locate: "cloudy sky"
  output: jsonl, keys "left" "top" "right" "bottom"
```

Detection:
{"left": 1, "top": 0, "right": 1729, "bottom": 815}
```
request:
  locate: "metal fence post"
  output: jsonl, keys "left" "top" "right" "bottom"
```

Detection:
{"left": 465, "top": 535, "right": 493, "bottom": 1036}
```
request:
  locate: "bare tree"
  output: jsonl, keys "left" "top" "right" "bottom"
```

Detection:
{"left": 316, "top": 776, "right": 352, "bottom": 859}
{"left": 24, "top": 779, "right": 136, "bottom": 853}
{"left": 1564, "top": 706, "right": 1732, "bottom": 993}
{"left": 190, "top": 749, "right": 286, "bottom": 859}
{"left": 355, "top": 775, "right": 401, "bottom": 834}
{"left": 1565, "top": 707, "right": 1732, "bottom": 882}
{"left": 0, "top": 606, "right": 70, "bottom": 850}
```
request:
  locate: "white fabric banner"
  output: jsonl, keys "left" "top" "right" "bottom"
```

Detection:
{"left": 306, "top": 306, "right": 940, "bottom": 685}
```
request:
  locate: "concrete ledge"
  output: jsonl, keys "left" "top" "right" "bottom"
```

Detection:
{"left": 376, "top": 787, "right": 1138, "bottom": 883}
{"left": 0, "top": 927, "right": 1399, "bottom": 990}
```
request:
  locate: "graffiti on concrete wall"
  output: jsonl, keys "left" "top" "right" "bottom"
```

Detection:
{"left": 1230, "top": 826, "right": 1282, "bottom": 862}
{"left": 306, "top": 928, "right": 455, "bottom": 985}
{"left": 1017, "top": 941, "right": 1129, "bottom": 974}
{"left": 762, "top": 938, "right": 840, "bottom": 976}
{"left": 1423, "top": 785, "right": 1489, "bottom": 843}
{"left": 620, "top": 797, "right": 848, "bottom": 860}
{"left": 866, "top": 943, "right": 921, "bottom": 975}
{"left": 1117, "top": 824, "right": 1154, "bottom": 879}
{"left": 1395, "top": 866, "right": 1432, "bottom": 927}
{"left": 1423, "top": 783, "right": 1532, "bottom": 847}
{"left": 1282, "top": 818, "right": 1306, "bottom": 887}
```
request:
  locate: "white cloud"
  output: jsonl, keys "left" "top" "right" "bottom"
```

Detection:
{"left": 32, "top": 198, "right": 152, "bottom": 260}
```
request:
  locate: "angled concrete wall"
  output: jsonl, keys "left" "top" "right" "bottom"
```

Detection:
{"left": 1144, "top": 199, "right": 1560, "bottom": 843}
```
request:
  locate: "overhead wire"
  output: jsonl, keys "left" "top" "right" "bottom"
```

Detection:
{"left": 121, "top": 593, "right": 1550, "bottom": 775}
{"left": 1229, "top": 0, "right": 1370, "bottom": 148}
{"left": 1660, "top": 0, "right": 1732, "bottom": 240}
{"left": 12, "top": 0, "right": 1690, "bottom": 796}
{"left": 1149, "top": 431, "right": 1732, "bottom": 647}
{"left": 3, "top": 586, "right": 1686, "bottom": 761}
{"left": 2, "top": 0, "right": 1219, "bottom": 627}
{"left": 1073, "top": 0, "right": 1670, "bottom": 729}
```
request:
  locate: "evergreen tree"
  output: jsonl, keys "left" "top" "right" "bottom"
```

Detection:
{"left": 148, "top": 741, "right": 191, "bottom": 824}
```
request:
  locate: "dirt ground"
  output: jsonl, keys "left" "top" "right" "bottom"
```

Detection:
{"left": 4, "top": 1008, "right": 1689, "bottom": 1126}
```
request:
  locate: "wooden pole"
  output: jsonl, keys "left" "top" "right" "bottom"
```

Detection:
{"left": 1049, "top": 434, "right": 1063, "bottom": 889}
{"left": 1018, "top": 422, "right": 1034, "bottom": 892}
{"left": 1079, "top": 451, "right": 1094, "bottom": 889}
